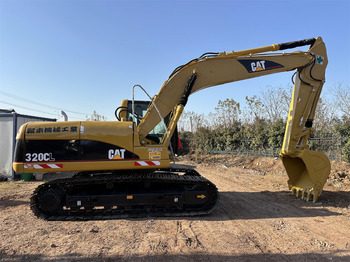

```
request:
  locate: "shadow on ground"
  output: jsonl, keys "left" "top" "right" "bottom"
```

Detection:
{"left": 0, "top": 251, "right": 348, "bottom": 262}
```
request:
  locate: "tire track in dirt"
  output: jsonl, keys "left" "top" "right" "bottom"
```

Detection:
{"left": 175, "top": 221, "right": 205, "bottom": 250}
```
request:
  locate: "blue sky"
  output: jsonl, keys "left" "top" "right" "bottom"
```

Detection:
{"left": 0, "top": 0, "right": 349, "bottom": 121}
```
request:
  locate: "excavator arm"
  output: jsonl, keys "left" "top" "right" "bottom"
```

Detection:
{"left": 138, "top": 37, "right": 329, "bottom": 202}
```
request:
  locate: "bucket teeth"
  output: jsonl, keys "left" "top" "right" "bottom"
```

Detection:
{"left": 281, "top": 150, "right": 330, "bottom": 204}
{"left": 306, "top": 192, "right": 311, "bottom": 202}
{"left": 290, "top": 186, "right": 315, "bottom": 202}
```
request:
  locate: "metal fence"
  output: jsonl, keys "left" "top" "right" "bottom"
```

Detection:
{"left": 209, "top": 136, "right": 346, "bottom": 161}
{"left": 308, "top": 136, "right": 345, "bottom": 161}
{"left": 211, "top": 149, "right": 281, "bottom": 158}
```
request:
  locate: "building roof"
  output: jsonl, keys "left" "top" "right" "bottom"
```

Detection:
{"left": 0, "top": 109, "right": 56, "bottom": 122}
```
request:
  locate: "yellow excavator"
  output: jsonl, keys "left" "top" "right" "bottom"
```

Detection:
{"left": 13, "top": 37, "right": 330, "bottom": 220}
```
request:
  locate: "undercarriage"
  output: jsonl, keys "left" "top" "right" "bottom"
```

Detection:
{"left": 31, "top": 167, "right": 219, "bottom": 221}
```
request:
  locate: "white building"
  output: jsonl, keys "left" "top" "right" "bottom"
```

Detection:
{"left": 0, "top": 109, "right": 56, "bottom": 178}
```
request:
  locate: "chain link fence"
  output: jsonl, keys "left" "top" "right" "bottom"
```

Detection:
{"left": 308, "top": 136, "right": 346, "bottom": 161}
{"left": 182, "top": 135, "right": 346, "bottom": 161}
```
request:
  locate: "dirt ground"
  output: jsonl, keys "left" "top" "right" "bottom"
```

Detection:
{"left": 1, "top": 155, "right": 349, "bottom": 262}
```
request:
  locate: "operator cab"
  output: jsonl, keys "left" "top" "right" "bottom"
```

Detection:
{"left": 115, "top": 100, "right": 179, "bottom": 154}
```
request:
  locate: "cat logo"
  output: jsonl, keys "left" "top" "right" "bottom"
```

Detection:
{"left": 251, "top": 61, "right": 266, "bottom": 72}
{"left": 108, "top": 149, "right": 126, "bottom": 160}
{"left": 238, "top": 59, "right": 284, "bottom": 73}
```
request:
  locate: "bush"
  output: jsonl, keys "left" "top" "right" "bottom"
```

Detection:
{"left": 342, "top": 141, "right": 350, "bottom": 162}
{"left": 334, "top": 117, "right": 350, "bottom": 161}
{"left": 178, "top": 131, "right": 193, "bottom": 155}
{"left": 179, "top": 114, "right": 350, "bottom": 163}
{"left": 268, "top": 119, "right": 286, "bottom": 150}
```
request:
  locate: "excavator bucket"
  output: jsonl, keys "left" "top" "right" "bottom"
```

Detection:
{"left": 281, "top": 149, "right": 330, "bottom": 202}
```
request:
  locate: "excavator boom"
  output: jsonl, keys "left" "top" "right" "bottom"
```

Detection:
{"left": 138, "top": 38, "right": 319, "bottom": 137}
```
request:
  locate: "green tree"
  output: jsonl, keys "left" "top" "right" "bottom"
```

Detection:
{"left": 178, "top": 131, "right": 193, "bottom": 154}
{"left": 194, "top": 127, "right": 215, "bottom": 153}
{"left": 334, "top": 116, "right": 350, "bottom": 162}
{"left": 225, "top": 122, "right": 243, "bottom": 151}
{"left": 334, "top": 117, "right": 350, "bottom": 138}
{"left": 268, "top": 118, "right": 286, "bottom": 150}
{"left": 251, "top": 119, "right": 269, "bottom": 150}
{"left": 342, "top": 141, "right": 350, "bottom": 162}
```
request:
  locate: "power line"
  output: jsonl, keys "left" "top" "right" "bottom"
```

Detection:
{"left": 0, "top": 100, "right": 58, "bottom": 116}
{"left": 0, "top": 100, "right": 85, "bottom": 120}
{"left": 0, "top": 90, "right": 89, "bottom": 116}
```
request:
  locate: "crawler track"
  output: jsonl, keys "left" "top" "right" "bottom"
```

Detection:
{"left": 30, "top": 168, "right": 219, "bottom": 221}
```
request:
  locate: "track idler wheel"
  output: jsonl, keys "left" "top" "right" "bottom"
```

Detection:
{"left": 35, "top": 187, "right": 66, "bottom": 214}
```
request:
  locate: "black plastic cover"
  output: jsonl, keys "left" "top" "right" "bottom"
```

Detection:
{"left": 279, "top": 38, "right": 316, "bottom": 50}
